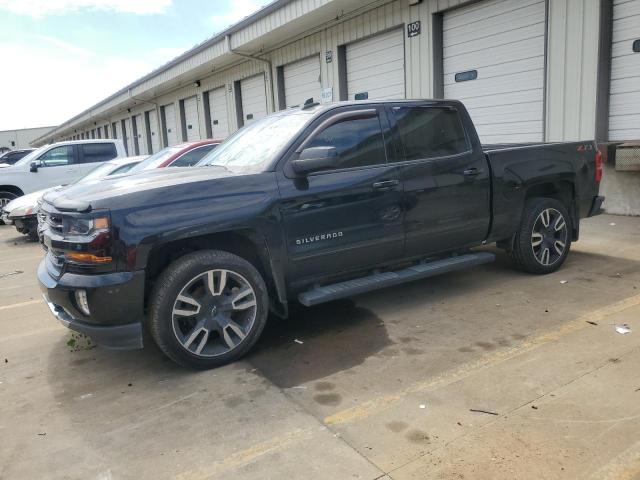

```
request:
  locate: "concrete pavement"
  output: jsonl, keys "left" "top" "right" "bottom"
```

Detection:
{"left": 0, "top": 213, "right": 639, "bottom": 479}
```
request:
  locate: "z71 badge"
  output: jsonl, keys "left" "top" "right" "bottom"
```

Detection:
{"left": 296, "top": 231, "right": 343, "bottom": 245}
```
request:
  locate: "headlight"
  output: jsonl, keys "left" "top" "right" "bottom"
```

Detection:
{"left": 62, "top": 215, "right": 109, "bottom": 236}
{"left": 8, "top": 205, "right": 34, "bottom": 218}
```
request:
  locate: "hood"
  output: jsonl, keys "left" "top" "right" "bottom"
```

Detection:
{"left": 43, "top": 166, "right": 236, "bottom": 212}
{"left": 5, "top": 187, "right": 58, "bottom": 213}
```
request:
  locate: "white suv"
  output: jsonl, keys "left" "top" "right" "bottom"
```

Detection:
{"left": 0, "top": 139, "right": 127, "bottom": 208}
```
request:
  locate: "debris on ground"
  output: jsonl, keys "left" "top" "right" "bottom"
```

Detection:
{"left": 616, "top": 273, "right": 623, "bottom": 278}
{"left": 560, "top": 280, "right": 568, "bottom": 284}
{"left": 470, "top": 409, "right": 499, "bottom": 416}
{"left": 4, "top": 359, "right": 7, "bottom": 363}
{"left": 79, "top": 393, "right": 93, "bottom": 400}
{"left": 37, "top": 432, "right": 46, "bottom": 436}
{"left": 0, "top": 270, "right": 23, "bottom": 279}
{"left": 615, "top": 324, "right": 632, "bottom": 335}
{"left": 419, "top": 404, "right": 426, "bottom": 409}
{"left": 67, "top": 333, "right": 95, "bottom": 352}
{"left": 609, "top": 222, "right": 616, "bottom": 226}
{"left": 531, "top": 405, "right": 538, "bottom": 410}
{"left": 457, "top": 422, "right": 462, "bottom": 426}
{"left": 294, "top": 339, "right": 304, "bottom": 344}
{"left": 586, "top": 321, "right": 598, "bottom": 326}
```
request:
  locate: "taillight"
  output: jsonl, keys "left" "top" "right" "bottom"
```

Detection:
{"left": 595, "top": 150, "right": 603, "bottom": 183}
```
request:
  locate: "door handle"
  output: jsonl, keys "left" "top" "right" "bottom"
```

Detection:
{"left": 463, "top": 168, "right": 482, "bottom": 177}
{"left": 372, "top": 179, "right": 400, "bottom": 190}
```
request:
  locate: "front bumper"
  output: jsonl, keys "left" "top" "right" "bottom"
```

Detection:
{"left": 37, "top": 259, "right": 145, "bottom": 350}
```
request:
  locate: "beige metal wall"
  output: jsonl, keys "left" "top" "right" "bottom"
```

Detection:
{"left": 50, "top": 0, "right": 604, "bottom": 147}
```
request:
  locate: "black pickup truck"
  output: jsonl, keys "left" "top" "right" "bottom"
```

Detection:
{"left": 37, "top": 99, "right": 604, "bottom": 368}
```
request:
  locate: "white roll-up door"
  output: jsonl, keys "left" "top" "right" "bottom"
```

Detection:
{"left": 163, "top": 103, "right": 178, "bottom": 146}
{"left": 240, "top": 74, "right": 268, "bottom": 126}
{"left": 283, "top": 55, "right": 321, "bottom": 108}
{"left": 609, "top": 0, "right": 640, "bottom": 141}
{"left": 443, "top": 0, "right": 546, "bottom": 143}
{"left": 183, "top": 96, "right": 201, "bottom": 141}
{"left": 207, "top": 87, "right": 230, "bottom": 139}
{"left": 133, "top": 114, "right": 148, "bottom": 155}
{"left": 346, "top": 29, "right": 405, "bottom": 101}
{"left": 123, "top": 118, "right": 134, "bottom": 155}
{"left": 148, "top": 109, "right": 161, "bottom": 153}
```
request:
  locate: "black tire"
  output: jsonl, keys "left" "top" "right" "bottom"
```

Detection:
{"left": 148, "top": 250, "right": 269, "bottom": 369}
{"left": 510, "top": 197, "right": 572, "bottom": 274}
{"left": 0, "top": 191, "right": 18, "bottom": 226}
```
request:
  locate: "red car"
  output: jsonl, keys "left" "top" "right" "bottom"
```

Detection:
{"left": 128, "top": 140, "right": 220, "bottom": 173}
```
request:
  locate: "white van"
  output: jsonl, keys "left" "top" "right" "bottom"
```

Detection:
{"left": 0, "top": 139, "right": 127, "bottom": 207}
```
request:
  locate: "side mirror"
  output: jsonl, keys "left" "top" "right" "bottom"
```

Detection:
{"left": 291, "top": 146, "right": 338, "bottom": 175}
{"left": 30, "top": 161, "right": 40, "bottom": 173}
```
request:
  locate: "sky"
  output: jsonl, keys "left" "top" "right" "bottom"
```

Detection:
{"left": 0, "top": 0, "right": 267, "bottom": 130}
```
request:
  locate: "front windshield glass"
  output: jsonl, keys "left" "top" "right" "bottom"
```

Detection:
{"left": 197, "top": 111, "right": 314, "bottom": 173}
{"left": 13, "top": 145, "right": 49, "bottom": 166}
{"left": 129, "top": 146, "right": 182, "bottom": 173}
{"left": 77, "top": 162, "right": 118, "bottom": 182}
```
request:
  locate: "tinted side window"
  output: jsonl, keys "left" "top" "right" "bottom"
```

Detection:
{"left": 81, "top": 143, "right": 117, "bottom": 163}
{"left": 39, "top": 146, "right": 74, "bottom": 166}
{"left": 305, "top": 114, "right": 386, "bottom": 169}
{"left": 393, "top": 107, "right": 469, "bottom": 161}
{"left": 170, "top": 144, "right": 217, "bottom": 167}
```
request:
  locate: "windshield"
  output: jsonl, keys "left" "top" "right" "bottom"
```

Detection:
{"left": 13, "top": 144, "right": 50, "bottom": 166}
{"left": 197, "top": 111, "right": 314, "bottom": 173}
{"left": 128, "top": 146, "right": 182, "bottom": 173}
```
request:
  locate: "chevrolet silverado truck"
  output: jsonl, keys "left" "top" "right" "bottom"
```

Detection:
{"left": 37, "top": 99, "right": 604, "bottom": 369}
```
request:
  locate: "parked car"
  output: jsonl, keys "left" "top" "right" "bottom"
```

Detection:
{"left": 0, "top": 149, "right": 35, "bottom": 167}
{"left": 2, "top": 156, "right": 146, "bottom": 240}
{"left": 126, "top": 140, "right": 220, "bottom": 173}
{"left": 37, "top": 99, "right": 603, "bottom": 369}
{"left": 0, "top": 139, "right": 127, "bottom": 208}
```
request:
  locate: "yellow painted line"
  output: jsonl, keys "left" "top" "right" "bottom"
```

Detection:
{"left": 0, "top": 299, "right": 43, "bottom": 311}
{"left": 324, "top": 293, "right": 640, "bottom": 426}
{"left": 175, "top": 428, "right": 315, "bottom": 480}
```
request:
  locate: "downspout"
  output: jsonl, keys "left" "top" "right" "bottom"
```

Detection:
{"left": 225, "top": 34, "right": 275, "bottom": 113}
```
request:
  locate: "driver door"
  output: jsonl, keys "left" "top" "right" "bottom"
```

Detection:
{"left": 277, "top": 106, "right": 405, "bottom": 284}
{"left": 31, "top": 145, "right": 79, "bottom": 191}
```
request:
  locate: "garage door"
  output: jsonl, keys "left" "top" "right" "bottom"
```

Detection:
{"left": 346, "top": 29, "right": 405, "bottom": 101}
{"left": 113, "top": 122, "right": 121, "bottom": 141}
{"left": 240, "top": 74, "right": 268, "bottom": 126}
{"left": 163, "top": 103, "right": 178, "bottom": 147}
{"left": 443, "top": 0, "right": 546, "bottom": 143}
{"left": 609, "top": 0, "right": 640, "bottom": 141}
{"left": 148, "top": 109, "right": 161, "bottom": 153}
{"left": 122, "top": 118, "right": 134, "bottom": 155}
{"left": 183, "top": 96, "right": 201, "bottom": 141}
{"left": 207, "top": 87, "right": 230, "bottom": 139}
{"left": 133, "top": 114, "right": 148, "bottom": 155}
{"left": 283, "top": 55, "right": 321, "bottom": 108}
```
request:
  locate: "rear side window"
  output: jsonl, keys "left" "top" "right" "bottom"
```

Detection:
{"left": 81, "top": 143, "right": 117, "bottom": 163}
{"left": 170, "top": 144, "right": 217, "bottom": 167}
{"left": 305, "top": 114, "right": 386, "bottom": 170}
{"left": 393, "top": 107, "right": 469, "bottom": 161}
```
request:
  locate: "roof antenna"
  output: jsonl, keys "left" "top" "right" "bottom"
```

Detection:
{"left": 302, "top": 97, "right": 319, "bottom": 109}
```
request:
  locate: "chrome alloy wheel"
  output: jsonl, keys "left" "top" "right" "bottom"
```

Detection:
{"left": 171, "top": 269, "right": 257, "bottom": 357}
{"left": 530, "top": 208, "right": 568, "bottom": 266}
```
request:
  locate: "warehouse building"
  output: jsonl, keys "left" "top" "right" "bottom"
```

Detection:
{"left": 33, "top": 0, "right": 640, "bottom": 214}
{"left": 1, "top": 126, "right": 56, "bottom": 152}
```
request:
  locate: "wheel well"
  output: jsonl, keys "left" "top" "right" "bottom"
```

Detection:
{"left": 0, "top": 185, "right": 24, "bottom": 197}
{"left": 144, "top": 230, "right": 278, "bottom": 309}
{"left": 524, "top": 180, "right": 578, "bottom": 239}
